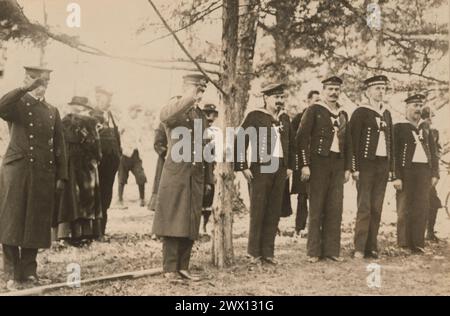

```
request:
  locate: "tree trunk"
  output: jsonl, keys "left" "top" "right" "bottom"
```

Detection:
{"left": 212, "top": 0, "right": 239, "bottom": 269}
{"left": 212, "top": 0, "right": 259, "bottom": 268}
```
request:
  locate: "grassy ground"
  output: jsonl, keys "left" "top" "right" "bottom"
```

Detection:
{"left": 1, "top": 196, "right": 448, "bottom": 296}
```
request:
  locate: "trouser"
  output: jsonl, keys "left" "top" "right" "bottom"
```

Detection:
{"left": 98, "top": 152, "right": 120, "bottom": 235}
{"left": 118, "top": 151, "right": 147, "bottom": 201}
{"left": 247, "top": 160, "right": 286, "bottom": 258}
{"left": 354, "top": 157, "right": 389, "bottom": 254}
{"left": 2, "top": 244, "right": 38, "bottom": 281}
{"left": 295, "top": 194, "right": 308, "bottom": 232}
{"left": 427, "top": 186, "right": 441, "bottom": 236}
{"left": 397, "top": 163, "right": 431, "bottom": 249}
{"left": 202, "top": 184, "right": 215, "bottom": 229}
{"left": 118, "top": 183, "right": 145, "bottom": 201}
{"left": 307, "top": 153, "right": 344, "bottom": 258}
{"left": 162, "top": 237, "right": 194, "bottom": 272}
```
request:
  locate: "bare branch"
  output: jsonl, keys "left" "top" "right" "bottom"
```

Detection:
{"left": 147, "top": 0, "right": 227, "bottom": 96}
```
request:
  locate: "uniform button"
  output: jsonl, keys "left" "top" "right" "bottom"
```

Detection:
{"left": 26, "top": 103, "right": 30, "bottom": 106}
{"left": 49, "top": 115, "right": 53, "bottom": 119}
{"left": 29, "top": 135, "right": 34, "bottom": 139}
{"left": 28, "top": 112, "right": 32, "bottom": 116}
{"left": 30, "top": 146, "right": 34, "bottom": 150}
{"left": 50, "top": 148, "right": 54, "bottom": 152}
{"left": 29, "top": 123, "right": 34, "bottom": 127}
{"left": 29, "top": 158, "right": 34, "bottom": 163}
{"left": 51, "top": 126, "right": 54, "bottom": 130}
{"left": 49, "top": 161, "right": 53, "bottom": 165}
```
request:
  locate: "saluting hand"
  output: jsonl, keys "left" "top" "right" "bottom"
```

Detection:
{"left": 301, "top": 166, "right": 310, "bottom": 182}
{"left": 242, "top": 169, "right": 253, "bottom": 182}
{"left": 23, "top": 78, "right": 46, "bottom": 92}
{"left": 393, "top": 179, "right": 403, "bottom": 191}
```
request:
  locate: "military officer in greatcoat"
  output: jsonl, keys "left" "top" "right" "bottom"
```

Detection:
{"left": 148, "top": 122, "right": 168, "bottom": 212}
{"left": 235, "top": 83, "right": 296, "bottom": 265}
{"left": 0, "top": 66, "right": 68, "bottom": 291}
{"left": 350, "top": 75, "right": 395, "bottom": 259}
{"left": 296, "top": 76, "right": 352, "bottom": 263}
{"left": 152, "top": 74, "right": 213, "bottom": 280}
{"left": 393, "top": 94, "right": 439, "bottom": 253}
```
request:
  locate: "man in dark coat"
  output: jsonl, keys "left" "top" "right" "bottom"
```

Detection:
{"left": 350, "top": 75, "right": 395, "bottom": 259}
{"left": 0, "top": 66, "right": 68, "bottom": 290}
{"left": 91, "top": 86, "right": 121, "bottom": 237}
{"left": 152, "top": 74, "right": 214, "bottom": 280}
{"left": 393, "top": 94, "right": 439, "bottom": 253}
{"left": 235, "top": 83, "right": 296, "bottom": 265}
{"left": 291, "top": 90, "right": 320, "bottom": 237}
{"left": 420, "top": 107, "right": 443, "bottom": 242}
{"left": 148, "top": 122, "right": 168, "bottom": 212}
{"left": 296, "top": 76, "right": 352, "bottom": 263}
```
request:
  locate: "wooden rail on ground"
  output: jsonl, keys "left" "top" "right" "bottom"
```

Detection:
{"left": 0, "top": 267, "right": 163, "bottom": 296}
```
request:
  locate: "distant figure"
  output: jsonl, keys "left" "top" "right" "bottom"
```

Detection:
{"left": 291, "top": 90, "right": 320, "bottom": 237}
{"left": 201, "top": 103, "right": 219, "bottom": 234}
{"left": 0, "top": 66, "right": 68, "bottom": 291}
{"left": 54, "top": 96, "right": 103, "bottom": 246}
{"left": 420, "top": 106, "right": 443, "bottom": 242}
{"left": 91, "top": 86, "right": 121, "bottom": 238}
{"left": 118, "top": 104, "right": 147, "bottom": 207}
{"left": 148, "top": 122, "right": 168, "bottom": 212}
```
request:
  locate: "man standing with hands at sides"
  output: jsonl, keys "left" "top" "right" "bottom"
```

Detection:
{"left": 350, "top": 75, "right": 395, "bottom": 259}
{"left": 235, "top": 83, "right": 295, "bottom": 266}
{"left": 91, "top": 87, "right": 121, "bottom": 238}
{"left": 0, "top": 66, "right": 68, "bottom": 291}
{"left": 291, "top": 90, "right": 320, "bottom": 237}
{"left": 394, "top": 94, "right": 439, "bottom": 254}
{"left": 297, "top": 76, "right": 352, "bottom": 263}
{"left": 152, "top": 74, "right": 213, "bottom": 281}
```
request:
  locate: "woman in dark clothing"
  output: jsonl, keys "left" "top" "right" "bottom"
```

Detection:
{"left": 54, "top": 96, "right": 103, "bottom": 246}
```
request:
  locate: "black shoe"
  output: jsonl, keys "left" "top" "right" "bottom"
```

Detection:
{"left": 365, "top": 251, "right": 379, "bottom": 259}
{"left": 178, "top": 270, "right": 201, "bottom": 281}
{"left": 262, "top": 257, "right": 278, "bottom": 265}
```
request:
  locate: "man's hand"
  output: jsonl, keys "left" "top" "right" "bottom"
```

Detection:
{"left": 286, "top": 169, "right": 293, "bottom": 179}
{"left": 205, "top": 184, "right": 213, "bottom": 196}
{"left": 23, "top": 78, "right": 46, "bottom": 92}
{"left": 352, "top": 171, "right": 360, "bottom": 182}
{"left": 344, "top": 170, "right": 351, "bottom": 183}
{"left": 56, "top": 180, "right": 65, "bottom": 192}
{"left": 242, "top": 169, "right": 253, "bottom": 182}
{"left": 301, "top": 166, "right": 310, "bottom": 182}
{"left": 431, "top": 177, "right": 439, "bottom": 187}
{"left": 393, "top": 179, "right": 403, "bottom": 191}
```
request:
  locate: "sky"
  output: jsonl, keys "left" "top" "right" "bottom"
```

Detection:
{"left": 1, "top": 0, "right": 222, "bottom": 114}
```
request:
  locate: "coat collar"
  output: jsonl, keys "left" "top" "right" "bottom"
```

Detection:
{"left": 314, "top": 99, "right": 341, "bottom": 117}
{"left": 358, "top": 103, "right": 386, "bottom": 116}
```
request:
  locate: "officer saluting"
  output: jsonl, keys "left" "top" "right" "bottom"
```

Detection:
{"left": 350, "top": 75, "right": 394, "bottom": 259}
{"left": 296, "top": 76, "right": 352, "bottom": 263}
{"left": 393, "top": 94, "right": 439, "bottom": 254}
{"left": 0, "top": 66, "right": 68, "bottom": 291}
{"left": 152, "top": 74, "right": 213, "bottom": 281}
{"left": 235, "top": 83, "right": 295, "bottom": 265}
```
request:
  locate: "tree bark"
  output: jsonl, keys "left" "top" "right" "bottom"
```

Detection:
{"left": 212, "top": 0, "right": 259, "bottom": 268}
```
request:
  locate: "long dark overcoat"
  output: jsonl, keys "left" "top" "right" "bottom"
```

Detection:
{"left": 152, "top": 95, "right": 213, "bottom": 240}
{"left": 0, "top": 88, "right": 68, "bottom": 249}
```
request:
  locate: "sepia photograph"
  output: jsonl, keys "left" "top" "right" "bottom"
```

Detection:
{"left": 0, "top": 0, "right": 449, "bottom": 301}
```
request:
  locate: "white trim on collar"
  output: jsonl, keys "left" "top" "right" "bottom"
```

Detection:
{"left": 315, "top": 100, "right": 340, "bottom": 116}
{"left": 358, "top": 103, "right": 386, "bottom": 116}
